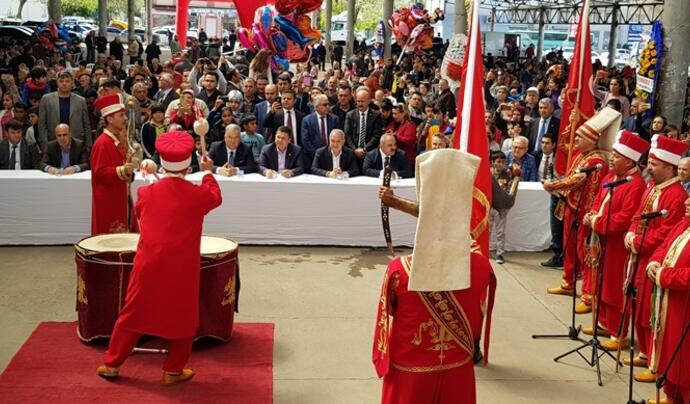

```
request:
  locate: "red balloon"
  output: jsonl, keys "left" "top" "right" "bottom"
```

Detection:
{"left": 274, "top": 0, "right": 300, "bottom": 15}
{"left": 296, "top": 0, "right": 323, "bottom": 14}
{"left": 285, "top": 41, "right": 311, "bottom": 63}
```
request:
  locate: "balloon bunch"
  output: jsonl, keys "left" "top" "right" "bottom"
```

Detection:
{"left": 237, "top": 0, "right": 323, "bottom": 72}
{"left": 389, "top": 3, "right": 444, "bottom": 53}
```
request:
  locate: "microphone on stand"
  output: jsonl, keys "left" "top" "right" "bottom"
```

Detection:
{"left": 638, "top": 209, "right": 669, "bottom": 220}
{"left": 602, "top": 176, "right": 633, "bottom": 189}
{"left": 575, "top": 163, "right": 603, "bottom": 174}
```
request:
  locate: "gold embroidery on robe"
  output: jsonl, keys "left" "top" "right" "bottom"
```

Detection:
{"left": 221, "top": 274, "right": 236, "bottom": 307}
{"left": 77, "top": 274, "right": 88, "bottom": 305}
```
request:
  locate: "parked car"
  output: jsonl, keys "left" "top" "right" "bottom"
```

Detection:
{"left": 0, "top": 25, "right": 34, "bottom": 40}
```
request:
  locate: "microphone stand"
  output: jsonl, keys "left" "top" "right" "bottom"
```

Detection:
{"left": 614, "top": 218, "right": 651, "bottom": 404}
{"left": 533, "top": 170, "right": 594, "bottom": 343}
{"left": 655, "top": 296, "right": 690, "bottom": 404}
{"left": 552, "top": 184, "right": 621, "bottom": 386}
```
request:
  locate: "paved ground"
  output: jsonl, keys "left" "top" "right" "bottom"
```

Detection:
{"left": 0, "top": 245, "right": 659, "bottom": 403}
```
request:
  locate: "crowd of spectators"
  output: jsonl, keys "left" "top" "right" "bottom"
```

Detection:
{"left": 1, "top": 26, "right": 690, "bottom": 187}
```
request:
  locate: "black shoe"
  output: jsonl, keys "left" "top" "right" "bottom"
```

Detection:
{"left": 540, "top": 256, "right": 563, "bottom": 268}
{"left": 473, "top": 339, "right": 483, "bottom": 365}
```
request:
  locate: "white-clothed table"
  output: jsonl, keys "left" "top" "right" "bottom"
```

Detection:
{"left": 0, "top": 171, "right": 550, "bottom": 250}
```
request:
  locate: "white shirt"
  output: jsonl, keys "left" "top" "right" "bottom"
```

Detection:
{"left": 277, "top": 146, "right": 287, "bottom": 172}
{"left": 8, "top": 141, "right": 21, "bottom": 170}
{"left": 538, "top": 152, "right": 554, "bottom": 181}
{"left": 331, "top": 149, "right": 341, "bottom": 170}
{"left": 283, "top": 109, "right": 297, "bottom": 137}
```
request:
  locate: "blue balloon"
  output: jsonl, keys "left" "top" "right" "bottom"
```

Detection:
{"left": 260, "top": 6, "right": 274, "bottom": 34}
{"left": 272, "top": 32, "right": 288, "bottom": 54}
{"left": 275, "top": 15, "right": 311, "bottom": 49}
{"left": 273, "top": 55, "right": 290, "bottom": 71}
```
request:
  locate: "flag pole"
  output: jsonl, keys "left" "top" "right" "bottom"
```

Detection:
{"left": 565, "top": 0, "right": 589, "bottom": 172}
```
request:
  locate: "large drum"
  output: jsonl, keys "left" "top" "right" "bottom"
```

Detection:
{"left": 75, "top": 234, "right": 239, "bottom": 342}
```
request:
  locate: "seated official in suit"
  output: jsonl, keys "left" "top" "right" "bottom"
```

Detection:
{"left": 207, "top": 123, "right": 257, "bottom": 176}
{"left": 312, "top": 128, "right": 360, "bottom": 178}
{"left": 0, "top": 119, "right": 40, "bottom": 170}
{"left": 259, "top": 126, "right": 305, "bottom": 178}
{"left": 40, "top": 123, "right": 90, "bottom": 175}
{"left": 301, "top": 94, "right": 341, "bottom": 163}
{"left": 363, "top": 133, "right": 413, "bottom": 179}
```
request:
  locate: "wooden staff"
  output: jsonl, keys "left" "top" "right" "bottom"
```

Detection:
{"left": 193, "top": 104, "right": 209, "bottom": 159}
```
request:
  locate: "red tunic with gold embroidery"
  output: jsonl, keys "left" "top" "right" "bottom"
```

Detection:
{"left": 627, "top": 178, "right": 687, "bottom": 356}
{"left": 90, "top": 129, "right": 137, "bottom": 235}
{"left": 114, "top": 174, "right": 222, "bottom": 339}
{"left": 588, "top": 170, "right": 646, "bottom": 335}
{"left": 372, "top": 253, "right": 495, "bottom": 404}
{"left": 551, "top": 149, "right": 607, "bottom": 289}
{"left": 648, "top": 219, "right": 690, "bottom": 396}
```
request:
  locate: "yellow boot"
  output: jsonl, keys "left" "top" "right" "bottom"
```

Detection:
{"left": 634, "top": 369, "right": 657, "bottom": 383}
{"left": 582, "top": 326, "right": 610, "bottom": 337}
{"left": 574, "top": 302, "right": 592, "bottom": 314}
{"left": 623, "top": 355, "right": 648, "bottom": 367}
{"left": 600, "top": 338, "right": 629, "bottom": 351}
{"left": 547, "top": 286, "right": 574, "bottom": 296}
{"left": 161, "top": 368, "right": 195, "bottom": 385}
{"left": 647, "top": 398, "right": 668, "bottom": 404}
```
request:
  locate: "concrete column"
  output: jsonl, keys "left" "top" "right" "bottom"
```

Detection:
{"left": 454, "top": 0, "right": 467, "bottom": 35}
{"left": 146, "top": 0, "right": 153, "bottom": 43}
{"left": 324, "top": 0, "right": 332, "bottom": 64}
{"left": 346, "top": 0, "right": 356, "bottom": 59}
{"left": 490, "top": 7, "right": 496, "bottom": 32}
{"left": 657, "top": 0, "right": 690, "bottom": 126}
{"left": 537, "top": 8, "right": 545, "bottom": 60}
{"left": 99, "top": 0, "right": 108, "bottom": 36}
{"left": 48, "top": 0, "right": 61, "bottom": 23}
{"left": 607, "top": 4, "right": 619, "bottom": 68}
{"left": 383, "top": 0, "right": 394, "bottom": 59}
{"left": 127, "top": 0, "right": 136, "bottom": 41}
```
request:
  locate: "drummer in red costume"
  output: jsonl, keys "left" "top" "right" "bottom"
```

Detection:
{"left": 646, "top": 197, "right": 690, "bottom": 404}
{"left": 90, "top": 94, "right": 137, "bottom": 235}
{"left": 545, "top": 107, "right": 621, "bottom": 312}
{"left": 623, "top": 134, "right": 689, "bottom": 384}
{"left": 581, "top": 130, "right": 649, "bottom": 348}
{"left": 374, "top": 149, "right": 496, "bottom": 404}
{"left": 96, "top": 131, "right": 222, "bottom": 385}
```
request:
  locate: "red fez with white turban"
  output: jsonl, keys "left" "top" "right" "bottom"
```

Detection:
{"left": 94, "top": 94, "right": 125, "bottom": 118}
{"left": 612, "top": 130, "right": 650, "bottom": 162}
{"left": 649, "top": 134, "right": 689, "bottom": 167}
{"left": 155, "top": 131, "right": 195, "bottom": 171}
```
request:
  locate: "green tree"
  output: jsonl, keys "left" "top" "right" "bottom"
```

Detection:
{"left": 327, "top": 0, "right": 410, "bottom": 35}
{"left": 62, "top": 0, "right": 99, "bottom": 18}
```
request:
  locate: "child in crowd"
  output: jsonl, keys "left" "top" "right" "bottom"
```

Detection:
{"left": 140, "top": 104, "right": 168, "bottom": 158}
{"left": 240, "top": 114, "right": 265, "bottom": 163}
{"left": 490, "top": 150, "right": 515, "bottom": 264}
{"left": 25, "top": 107, "right": 39, "bottom": 147}
{"left": 502, "top": 121, "right": 524, "bottom": 153}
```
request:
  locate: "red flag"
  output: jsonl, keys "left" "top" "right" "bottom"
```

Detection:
{"left": 452, "top": 1, "right": 492, "bottom": 256}
{"left": 232, "top": 0, "right": 273, "bottom": 29}
{"left": 555, "top": 0, "right": 595, "bottom": 176}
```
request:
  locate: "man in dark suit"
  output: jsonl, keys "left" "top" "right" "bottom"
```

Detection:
{"left": 312, "top": 129, "right": 360, "bottom": 178}
{"left": 40, "top": 123, "right": 90, "bottom": 174}
{"left": 301, "top": 94, "right": 341, "bottom": 163}
{"left": 259, "top": 126, "right": 306, "bottom": 178}
{"left": 153, "top": 73, "right": 179, "bottom": 110}
{"left": 527, "top": 98, "right": 560, "bottom": 153}
{"left": 344, "top": 88, "right": 383, "bottom": 167}
{"left": 254, "top": 84, "right": 278, "bottom": 139}
{"left": 363, "top": 134, "right": 413, "bottom": 179}
{"left": 263, "top": 89, "right": 304, "bottom": 145}
{"left": 207, "top": 123, "right": 257, "bottom": 176}
{"left": 0, "top": 119, "right": 41, "bottom": 170}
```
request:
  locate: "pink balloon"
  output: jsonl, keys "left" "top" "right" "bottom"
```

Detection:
{"left": 398, "top": 22, "right": 409, "bottom": 37}
{"left": 252, "top": 23, "right": 274, "bottom": 52}
{"left": 237, "top": 27, "right": 256, "bottom": 50}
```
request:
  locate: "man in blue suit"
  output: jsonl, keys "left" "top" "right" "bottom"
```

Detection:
{"left": 253, "top": 83, "right": 278, "bottom": 139}
{"left": 259, "top": 126, "right": 306, "bottom": 178}
{"left": 207, "top": 123, "right": 257, "bottom": 176}
{"left": 363, "top": 134, "right": 413, "bottom": 179}
{"left": 312, "top": 129, "right": 360, "bottom": 178}
{"left": 301, "top": 94, "right": 341, "bottom": 164}
{"left": 506, "top": 135, "right": 538, "bottom": 182}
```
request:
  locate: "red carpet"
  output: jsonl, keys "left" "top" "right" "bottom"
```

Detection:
{"left": 0, "top": 321, "right": 274, "bottom": 403}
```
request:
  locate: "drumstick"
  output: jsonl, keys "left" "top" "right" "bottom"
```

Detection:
{"left": 132, "top": 347, "right": 168, "bottom": 355}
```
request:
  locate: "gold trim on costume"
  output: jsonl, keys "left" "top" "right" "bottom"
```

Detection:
{"left": 391, "top": 355, "right": 472, "bottom": 373}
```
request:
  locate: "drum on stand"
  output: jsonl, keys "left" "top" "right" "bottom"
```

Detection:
{"left": 74, "top": 234, "right": 240, "bottom": 342}
{"left": 75, "top": 233, "right": 138, "bottom": 342}
{"left": 197, "top": 236, "right": 239, "bottom": 341}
